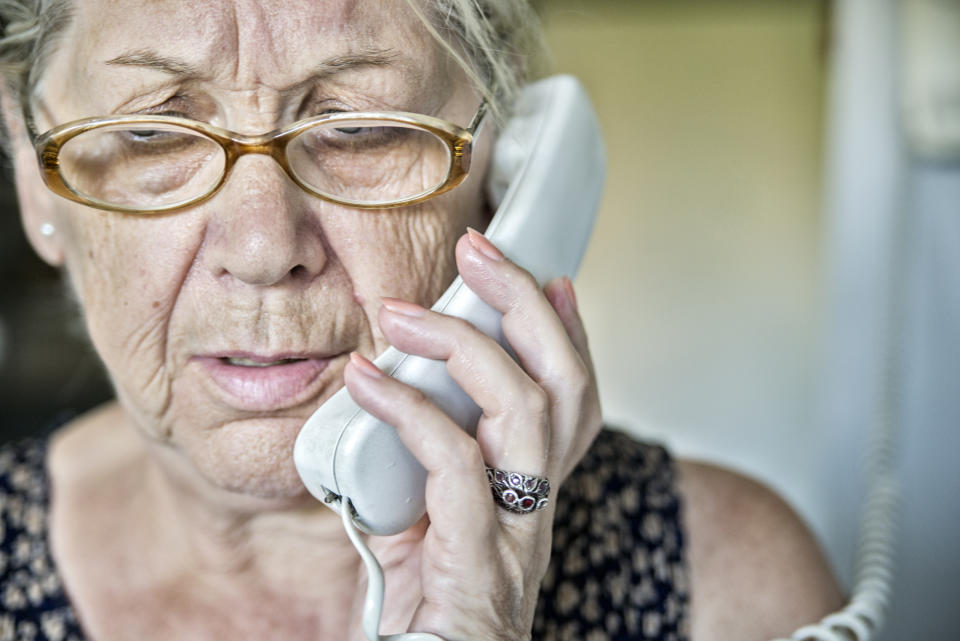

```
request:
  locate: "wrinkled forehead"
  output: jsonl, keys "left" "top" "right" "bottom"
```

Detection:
{"left": 38, "top": 0, "right": 446, "bottom": 116}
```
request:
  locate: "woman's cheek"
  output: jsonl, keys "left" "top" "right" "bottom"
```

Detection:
{"left": 61, "top": 213, "right": 196, "bottom": 426}
{"left": 325, "top": 202, "right": 467, "bottom": 352}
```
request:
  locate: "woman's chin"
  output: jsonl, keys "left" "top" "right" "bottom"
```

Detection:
{"left": 169, "top": 415, "right": 318, "bottom": 505}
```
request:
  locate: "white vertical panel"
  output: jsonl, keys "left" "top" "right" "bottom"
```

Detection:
{"left": 819, "top": 0, "right": 905, "bottom": 592}
{"left": 822, "top": 0, "right": 960, "bottom": 637}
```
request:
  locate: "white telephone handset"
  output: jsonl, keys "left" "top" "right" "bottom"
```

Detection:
{"left": 294, "top": 75, "right": 605, "bottom": 535}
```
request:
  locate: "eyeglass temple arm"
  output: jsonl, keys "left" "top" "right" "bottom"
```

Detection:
{"left": 19, "top": 87, "right": 41, "bottom": 144}
{"left": 468, "top": 100, "right": 488, "bottom": 135}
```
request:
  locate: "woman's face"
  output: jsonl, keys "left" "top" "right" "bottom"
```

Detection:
{"left": 17, "top": 0, "right": 490, "bottom": 499}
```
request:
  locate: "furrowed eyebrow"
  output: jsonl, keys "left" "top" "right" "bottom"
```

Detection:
{"left": 105, "top": 50, "right": 203, "bottom": 77}
{"left": 311, "top": 50, "right": 400, "bottom": 78}
{"left": 104, "top": 48, "right": 401, "bottom": 83}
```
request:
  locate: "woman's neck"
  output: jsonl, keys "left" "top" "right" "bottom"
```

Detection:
{"left": 48, "top": 402, "right": 363, "bottom": 638}
{"left": 141, "top": 427, "right": 361, "bottom": 593}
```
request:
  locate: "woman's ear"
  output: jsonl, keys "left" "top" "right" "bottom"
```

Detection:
{"left": 1, "top": 88, "right": 65, "bottom": 267}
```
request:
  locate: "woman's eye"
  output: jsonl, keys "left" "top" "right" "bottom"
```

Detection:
{"left": 123, "top": 128, "right": 181, "bottom": 143}
{"left": 113, "top": 127, "right": 206, "bottom": 156}
{"left": 128, "top": 129, "right": 163, "bottom": 140}
{"left": 299, "top": 124, "right": 406, "bottom": 153}
{"left": 119, "top": 111, "right": 192, "bottom": 142}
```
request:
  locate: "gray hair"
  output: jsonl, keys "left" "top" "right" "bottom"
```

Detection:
{"left": 0, "top": 0, "right": 73, "bottom": 114}
{"left": 0, "top": 0, "right": 544, "bottom": 132}
{"left": 403, "top": 0, "right": 545, "bottom": 120}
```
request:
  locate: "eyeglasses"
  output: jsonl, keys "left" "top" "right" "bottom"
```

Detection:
{"left": 31, "top": 102, "right": 487, "bottom": 214}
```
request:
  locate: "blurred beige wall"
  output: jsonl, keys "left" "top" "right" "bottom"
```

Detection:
{"left": 542, "top": 1, "right": 830, "bottom": 530}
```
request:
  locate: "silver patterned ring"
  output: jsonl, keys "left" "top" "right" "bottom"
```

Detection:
{"left": 485, "top": 466, "right": 551, "bottom": 514}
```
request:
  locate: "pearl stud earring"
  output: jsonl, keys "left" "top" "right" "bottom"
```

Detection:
{"left": 40, "top": 223, "right": 55, "bottom": 237}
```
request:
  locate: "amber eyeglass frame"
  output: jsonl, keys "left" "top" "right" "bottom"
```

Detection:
{"left": 31, "top": 103, "right": 487, "bottom": 214}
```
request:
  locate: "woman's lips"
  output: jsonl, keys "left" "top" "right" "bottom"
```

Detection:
{"left": 194, "top": 353, "right": 335, "bottom": 411}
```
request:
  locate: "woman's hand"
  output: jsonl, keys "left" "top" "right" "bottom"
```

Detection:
{"left": 342, "top": 228, "right": 603, "bottom": 641}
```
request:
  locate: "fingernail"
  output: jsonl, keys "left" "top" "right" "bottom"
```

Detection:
{"left": 349, "top": 352, "right": 384, "bottom": 379}
{"left": 544, "top": 279, "right": 566, "bottom": 311}
{"left": 381, "top": 297, "right": 427, "bottom": 318}
{"left": 562, "top": 276, "right": 578, "bottom": 311}
{"left": 466, "top": 227, "right": 504, "bottom": 262}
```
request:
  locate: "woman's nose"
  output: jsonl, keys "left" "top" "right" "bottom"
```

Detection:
{"left": 201, "top": 155, "right": 328, "bottom": 287}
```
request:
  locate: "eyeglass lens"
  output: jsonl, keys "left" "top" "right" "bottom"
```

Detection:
{"left": 57, "top": 119, "right": 453, "bottom": 210}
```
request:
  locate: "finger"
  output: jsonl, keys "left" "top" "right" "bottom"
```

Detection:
{"left": 542, "top": 276, "right": 604, "bottom": 473}
{"left": 542, "top": 276, "right": 591, "bottom": 369}
{"left": 342, "top": 352, "right": 497, "bottom": 541}
{"left": 377, "top": 297, "right": 549, "bottom": 476}
{"left": 456, "top": 230, "right": 583, "bottom": 391}
{"left": 456, "top": 231, "right": 596, "bottom": 456}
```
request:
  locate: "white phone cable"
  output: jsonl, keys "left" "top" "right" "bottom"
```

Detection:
{"left": 771, "top": 437, "right": 900, "bottom": 641}
{"left": 341, "top": 498, "right": 446, "bottom": 641}
{"left": 770, "top": 212, "right": 906, "bottom": 640}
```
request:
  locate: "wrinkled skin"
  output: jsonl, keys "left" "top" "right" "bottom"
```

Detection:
{"left": 7, "top": 1, "right": 602, "bottom": 639}
{"left": 29, "top": 0, "right": 487, "bottom": 498}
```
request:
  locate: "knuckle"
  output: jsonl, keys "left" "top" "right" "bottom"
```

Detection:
{"left": 522, "top": 385, "right": 551, "bottom": 420}
{"left": 566, "top": 355, "right": 591, "bottom": 389}
{"left": 548, "top": 352, "right": 591, "bottom": 399}
{"left": 448, "top": 314, "right": 478, "bottom": 335}
{"left": 508, "top": 269, "right": 541, "bottom": 309}
{"left": 499, "top": 552, "right": 528, "bottom": 592}
{"left": 572, "top": 370, "right": 593, "bottom": 402}
{"left": 447, "top": 316, "right": 483, "bottom": 352}
{"left": 404, "top": 386, "right": 432, "bottom": 410}
{"left": 440, "top": 313, "right": 482, "bottom": 347}
{"left": 450, "top": 434, "right": 484, "bottom": 469}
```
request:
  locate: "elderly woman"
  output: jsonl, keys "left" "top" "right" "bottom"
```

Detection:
{"left": 0, "top": 1, "right": 843, "bottom": 640}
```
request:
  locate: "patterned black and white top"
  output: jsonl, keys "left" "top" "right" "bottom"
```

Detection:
{"left": 0, "top": 429, "right": 689, "bottom": 640}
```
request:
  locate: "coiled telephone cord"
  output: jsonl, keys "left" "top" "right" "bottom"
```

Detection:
{"left": 772, "top": 460, "right": 900, "bottom": 641}
{"left": 771, "top": 114, "right": 906, "bottom": 640}
{"left": 774, "top": 350, "right": 902, "bottom": 641}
